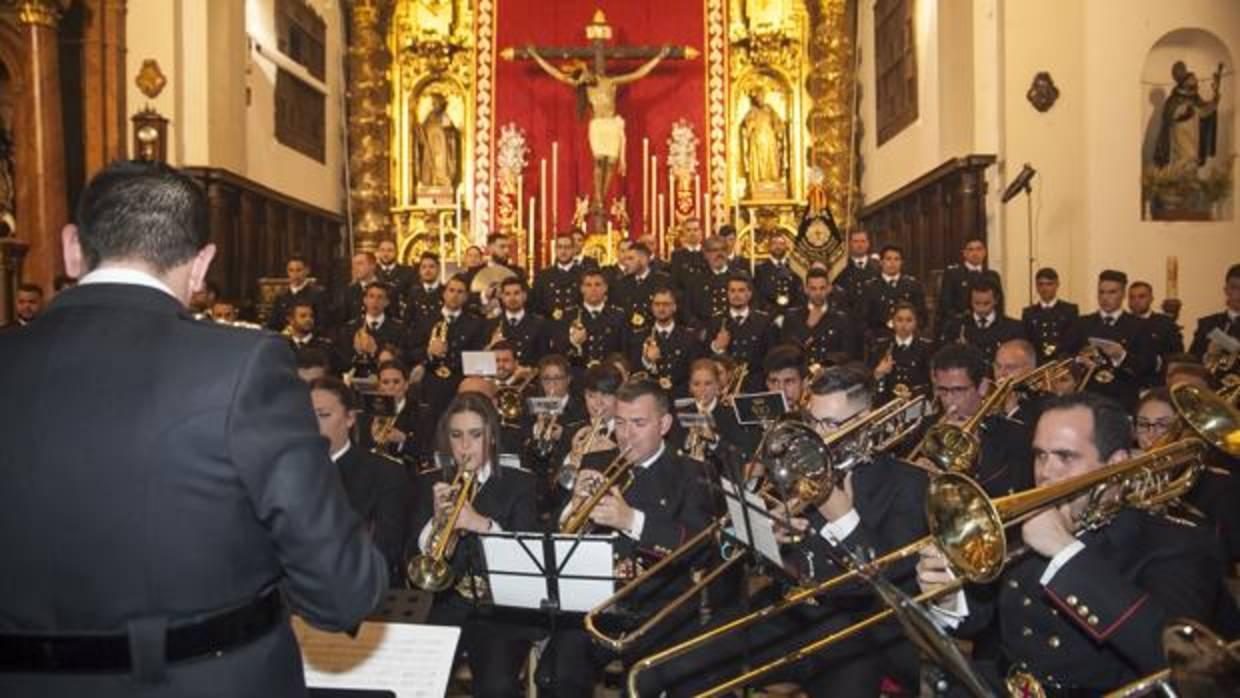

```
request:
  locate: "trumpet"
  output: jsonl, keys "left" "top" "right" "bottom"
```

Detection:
{"left": 531, "top": 409, "right": 562, "bottom": 459}
{"left": 428, "top": 319, "right": 451, "bottom": 379}
{"left": 643, "top": 333, "right": 660, "bottom": 377}
{"left": 721, "top": 362, "right": 749, "bottom": 407}
{"left": 407, "top": 466, "right": 479, "bottom": 592}
{"left": 560, "top": 446, "right": 634, "bottom": 535}
{"left": 486, "top": 320, "right": 505, "bottom": 349}
{"left": 557, "top": 417, "right": 611, "bottom": 490}
{"left": 681, "top": 401, "right": 718, "bottom": 462}
{"left": 633, "top": 382, "right": 1238, "bottom": 697}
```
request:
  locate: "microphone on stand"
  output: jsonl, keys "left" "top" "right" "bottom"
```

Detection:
{"left": 1001, "top": 163, "right": 1037, "bottom": 203}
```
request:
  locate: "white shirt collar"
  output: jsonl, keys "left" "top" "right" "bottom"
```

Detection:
{"left": 1135, "top": 310, "right": 1153, "bottom": 319}
{"left": 636, "top": 442, "right": 666, "bottom": 470}
{"left": 1039, "top": 299, "right": 1058, "bottom": 309}
{"left": 964, "top": 262, "right": 984, "bottom": 273}
{"left": 852, "top": 256, "right": 869, "bottom": 267}
{"left": 1101, "top": 309, "right": 1122, "bottom": 322}
{"left": 442, "top": 307, "right": 460, "bottom": 320}
{"left": 1228, "top": 309, "right": 1240, "bottom": 320}
{"left": 475, "top": 463, "right": 493, "bottom": 485}
{"left": 881, "top": 273, "right": 900, "bottom": 284}
{"left": 365, "top": 313, "right": 386, "bottom": 326}
{"left": 395, "top": 397, "right": 407, "bottom": 414}
{"left": 975, "top": 311, "right": 996, "bottom": 325}
{"left": 78, "top": 266, "right": 178, "bottom": 300}
{"left": 701, "top": 398, "right": 719, "bottom": 413}
{"left": 330, "top": 441, "right": 352, "bottom": 463}
{"left": 558, "top": 262, "right": 575, "bottom": 272}
{"left": 895, "top": 335, "right": 913, "bottom": 348}
{"left": 584, "top": 302, "right": 605, "bottom": 314}
{"left": 731, "top": 307, "right": 749, "bottom": 321}
{"left": 683, "top": 245, "right": 702, "bottom": 253}
{"left": 711, "top": 266, "right": 729, "bottom": 276}
{"left": 655, "top": 320, "right": 675, "bottom": 334}
{"left": 292, "top": 332, "right": 314, "bottom": 344}
{"left": 634, "top": 269, "right": 650, "bottom": 282}
{"left": 573, "top": 254, "right": 586, "bottom": 265}
{"left": 289, "top": 281, "right": 308, "bottom": 293}
{"left": 506, "top": 310, "right": 525, "bottom": 323}
{"left": 379, "top": 262, "right": 396, "bottom": 272}
{"left": 423, "top": 281, "right": 440, "bottom": 292}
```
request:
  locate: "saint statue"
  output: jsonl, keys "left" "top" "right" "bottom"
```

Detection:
{"left": 1153, "top": 61, "right": 1221, "bottom": 170}
{"left": 740, "top": 88, "right": 787, "bottom": 199}
{"left": 527, "top": 45, "right": 670, "bottom": 225}
{"left": 414, "top": 92, "right": 460, "bottom": 199}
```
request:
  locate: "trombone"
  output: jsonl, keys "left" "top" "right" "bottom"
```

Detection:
{"left": 584, "top": 394, "right": 928, "bottom": 655}
{"left": 634, "top": 383, "right": 1238, "bottom": 697}
{"left": 907, "top": 375, "right": 1018, "bottom": 471}
{"left": 407, "top": 465, "right": 479, "bottom": 592}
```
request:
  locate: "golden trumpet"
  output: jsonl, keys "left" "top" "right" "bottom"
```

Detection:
{"left": 560, "top": 446, "right": 634, "bottom": 535}
{"left": 407, "top": 467, "right": 478, "bottom": 592}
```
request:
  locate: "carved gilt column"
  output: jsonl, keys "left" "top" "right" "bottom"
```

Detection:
{"left": 345, "top": 0, "right": 392, "bottom": 253}
{"left": 806, "top": 0, "right": 860, "bottom": 230}
{"left": 14, "top": 0, "right": 69, "bottom": 292}
{"left": 80, "top": 0, "right": 128, "bottom": 175}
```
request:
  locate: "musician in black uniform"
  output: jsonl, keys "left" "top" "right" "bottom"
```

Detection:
{"left": 861, "top": 244, "right": 927, "bottom": 336}
{"left": 754, "top": 231, "right": 805, "bottom": 318}
{"left": 669, "top": 217, "right": 709, "bottom": 288}
{"left": 481, "top": 232, "right": 528, "bottom": 283}
{"left": 266, "top": 255, "right": 326, "bottom": 331}
{"left": 531, "top": 234, "right": 584, "bottom": 321}
{"left": 405, "top": 275, "right": 488, "bottom": 434}
{"left": 285, "top": 300, "right": 338, "bottom": 372}
{"left": 376, "top": 239, "right": 416, "bottom": 317}
{"left": 1021, "top": 267, "right": 1079, "bottom": 363}
{"left": 1064, "top": 270, "right": 1156, "bottom": 412}
{"left": 719, "top": 224, "right": 752, "bottom": 273}
{"left": 832, "top": 228, "right": 881, "bottom": 317}
{"left": 310, "top": 377, "right": 409, "bottom": 585}
{"left": 412, "top": 393, "right": 540, "bottom": 698}
{"left": 869, "top": 301, "right": 934, "bottom": 403}
{"left": 686, "top": 235, "right": 734, "bottom": 328}
{"left": 614, "top": 242, "right": 672, "bottom": 331}
{"left": 1188, "top": 263, "right": 1240, "bottom": 358}
{"left": 935, "top": 238, "right": 1004, "bottom": 333}
{"left": 404, "top": 252, "right": 444, "bottom": 328}
{"left": 917, "top": 392, "right": 1238, "bottom": 695}
{"left": 782, "top": 267, "right": 861, "bottom": 367}
{"left": 542, "top": 379, "right": 713, "bottom": 697}
{"left": 709, "top": 272, "right": 778, "bottom": 391}
{"left": 329, "top": 250, "right": 379, "bottom": 329}
{"left": 335, "top": 283, "right": 406, "bottom": 378}
{"left": 362, "top": 360, "right": 422, "bottom": 465}
{"left": 552, "top": 268, "right": 629, "bottom": 372}
{"left": 484, "top": 277, "right": 549, "bottom": 366}
{"left": 1127, "top": 280, "right": 1185, "bottom": 387}
{"left": 628, "top": 286, "right": 704, "bottom": 396}
{"left": 937, "top": 277, "right": 1026, "bottom": 363}
{"left": 927, "top": 343, "right": 1033, "bottom": 495}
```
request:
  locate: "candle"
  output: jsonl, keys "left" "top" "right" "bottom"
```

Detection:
{"left": 516, "top": 175, "right": 524, "bottom": 264}
{"left": 539, "top": 159, "right": 548, "bottom": 243}
{"left": 551, "top": 142, "right": 559, "bottom": 235}
{"left": 642, "top": 138, "right": 650, "bottom": 233}
{"left": 528, "top": 197, "right": 536, "bottom": 262}
{"left": 657, "top": 193, "right": 665, "bottom": 249}
{"left": 606, "top": 221, "right": 614, "bottom": 265}
{"left": 704, "top": 185, "right": 712, "bottom": 237}
{"left": 1166, "top": 256, "right": 1179, "bottom": 298}
{"left": 668, "top": 169, "right": 675, "bottom": 231}
{"left": 694, "top": 174, "right": 701, "bottom": 221}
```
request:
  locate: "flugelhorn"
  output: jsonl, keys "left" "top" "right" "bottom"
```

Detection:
{"left": 407, "top": 464, "right": 479, "bottom": 592}
{"left": 560, "top": 446, "right": 634, "bottom": 535}
{"left": 637, "top": 383, "right": 1238, "bottom": 697}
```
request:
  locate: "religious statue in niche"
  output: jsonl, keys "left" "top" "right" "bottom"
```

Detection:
{"left": 413, "top": 91, "right": 460, "bottom": 203}
{"left": 740, "top": 87, "right": 788, "bottom": 200}
{"left": 1141, "top": 33, "right": 1232, "bottom": 222}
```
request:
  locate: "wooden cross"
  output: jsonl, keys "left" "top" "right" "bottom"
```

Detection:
{"left": 500, "top": 10, "right": 698, "bottom": 74}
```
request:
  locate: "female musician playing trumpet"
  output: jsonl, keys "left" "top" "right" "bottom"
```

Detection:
{"left": 411, "top": 392, "right": 539, "bottom": 698}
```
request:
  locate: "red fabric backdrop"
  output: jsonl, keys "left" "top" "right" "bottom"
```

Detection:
{"left": 493, "top": 0, "right": 707, "bottom": 245}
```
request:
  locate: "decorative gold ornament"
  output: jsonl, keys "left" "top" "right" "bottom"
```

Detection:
{"left": 135, "top": 59, "right": 167, "bottom": 100}
{"left": 16, "top": 0, "right": 65, "bottom": 28}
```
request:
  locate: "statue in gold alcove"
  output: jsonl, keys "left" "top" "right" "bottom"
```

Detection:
{"left": 414, "top": 92, "right": 460, "bottom": 202}
{"left": 740, "top": 87, "right": 787, "bottom": 200}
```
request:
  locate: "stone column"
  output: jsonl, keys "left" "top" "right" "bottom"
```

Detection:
{"left": 14, "top": 0, "right": 70, "bottom": 292}
{"left": 345, "top": 0, "right": 392, "bottom": 254}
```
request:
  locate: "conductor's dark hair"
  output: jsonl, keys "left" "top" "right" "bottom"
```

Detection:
{"left": 74, "top": 160, "right": 210, "bottom": 273}
{"left": 308, "top": 376, "right": 357, "bottom": 412}
{"left": 436, "top": 392, "right": 502, "bottom": 475}
{"left": 805, "top": 267, "right": 831, "bottom": 284}
{"left": 931, "top": 343, "right": 987, "bottom": 387}
{"left": 1038, "top": 392, "right": 1133, "bottom": 461}
{"left": 616, "top": 377, "right": 671, "bottom": 416}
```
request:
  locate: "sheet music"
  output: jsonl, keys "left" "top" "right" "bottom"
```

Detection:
{"left": 554, "top": 536, "right": 617, "bottom": 612}
{"left": 292, "top": 616, "right": 460, "bottom": 698}
{"left": 480, "top": 534, "right": 549, "bottom": 609}
{"left": 721, "top": 478, "right": 783, "bottom": 567}
{"left": 462, "top": 351, "right": 497, "bottom": 376}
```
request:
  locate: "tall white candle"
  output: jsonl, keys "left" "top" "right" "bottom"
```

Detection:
{"left": 642, "top": 138, "right": 650, "bottom": 233}
{"left": 539, "top": 159, "right": 548, "bottom": 255}
{"left": 694, "top": 175, "right": 701, "bottom": 221}
{"left": 551, "top": 142, "right": 559, "bottom": 235}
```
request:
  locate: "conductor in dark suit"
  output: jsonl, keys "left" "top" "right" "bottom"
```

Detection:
{"left": 0, "top": 161, "right": 386, "bottom": 697}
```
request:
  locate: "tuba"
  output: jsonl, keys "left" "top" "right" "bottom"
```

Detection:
{"left": 407, "top": 466, "right": 479, "bottom": 592}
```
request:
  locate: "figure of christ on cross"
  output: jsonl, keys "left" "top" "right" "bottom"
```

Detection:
{"left": 503, "top": 12, "right": 698, "bottom": 233}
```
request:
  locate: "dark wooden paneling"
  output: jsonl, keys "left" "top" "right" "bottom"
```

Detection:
{"left": 857, "top": 155, "right": 996, "bottom": 328}
{"left": 182, "top": 167, "right": 344, "bottom": 318}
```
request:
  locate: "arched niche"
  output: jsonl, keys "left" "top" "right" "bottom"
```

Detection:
{"left": 1140, "top": 28, "right": 1234, "bottom": 221}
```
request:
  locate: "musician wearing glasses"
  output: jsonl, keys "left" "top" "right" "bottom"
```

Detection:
{"left": 541, "top": 380, "right": 713, "bottom": 697}
{"left": 410, "top": 393, "right": 539, "bottom": 698}
{"left": 627, "top": 286, "right": 703, "bottom": 396}
{"left": 916, "top": 392, "right": 1237, "bottom": 695}
{"left": 311, "top": 377, "right": 409, "bottom": 586}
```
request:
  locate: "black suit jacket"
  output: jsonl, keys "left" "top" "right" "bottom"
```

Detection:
{"left": 1022, "top": 300, "right": 1079, "bottom": 362}
{"left": 0, "top": 283, "right": 385, "bottom": 697}
{"left": 782, "top": 304, "right": 862, "bottom": 365}
{"left": 754, "top": 258, "right": 805, "bottom": 314}
{"left": 832, "top": 256, "right": 881, "bottom": 316}
{"left": 1064, "top": 311, "right": 1155, "bottom": 410}
{"left": 936, "top": 265, "right": 1005, "bottom": 329}
{"left": 937, "top": 313, "right": 1026, "bottom": 363}
{"left": 530, "top": 264, "right": 583, "bottom": 320}
{"left": 266, "top": 283, "right": 326, "bottom": 331}
{"left": 626, "top": 322, "right": 705, "bottom": 396}
{"left": 614, "top": 270, "right": 674, "bottom": 329}
{"left": 1135, "top": 312, "right": 1185, "bottom": 384}
{"left": 336, "top": 444, "right": 411, "bottom": 585}
{"left": 1189, "top": 311, "right": 1240, "bottom": 358}
{"left": 486, "top": 312, "right": 550, "bottom": 367}
{"left": 862, "top": 275, "right": 927, "bottom": 333}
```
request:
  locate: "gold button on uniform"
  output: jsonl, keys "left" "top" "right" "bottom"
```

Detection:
{"left": 1022, "top": 627, "right": 1033, "bottom": 637}
{"left": 1009, "top": 579, "right": 1020, "bottom": 589}
{"left": 1022, "top": 597, "right": 1032, "bottom": 607}
{"left": 1065, "top": 595, "right": 1078, "bottom": 606}
{"left": 1088, "top": 615, "right": 1099, "bottom": 626}
{"left": 1077, "top": 605, "right": 1089, "bottom": 616}
{"left": 1048, "top": 636, "right": 1061, "bottom": 649}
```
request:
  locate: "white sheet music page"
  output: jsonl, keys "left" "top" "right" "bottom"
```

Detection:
{"left": 721, "top": 478, "right": 783, "bottom": 567}
{"left": 292, "top": 616, "right": 460, "bottom": 698}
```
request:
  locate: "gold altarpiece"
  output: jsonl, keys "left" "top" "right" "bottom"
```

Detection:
{"left": 362, "top": 0, "right": 859, "bottom": 272}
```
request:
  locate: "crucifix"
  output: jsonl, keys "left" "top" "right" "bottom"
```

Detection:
{"left": 502, "top": 10, "right": 698, "bottom": 233}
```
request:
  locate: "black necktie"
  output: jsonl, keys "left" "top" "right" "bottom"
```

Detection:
{"left": 369, "top": 321, "right": 378, "bottom": 332}
{"left": 977, "top": 317, "right": 988, "bottom": 329}
{"left": 1104, "top": 316, "right": 1116, "bottom": 327}
{"left": 658, "top": 330, "right": 669, "bottom": 341}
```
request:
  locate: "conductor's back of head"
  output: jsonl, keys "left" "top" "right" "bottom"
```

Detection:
{"left": 0, "top": 160, "right": 387, "bottom": 698}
